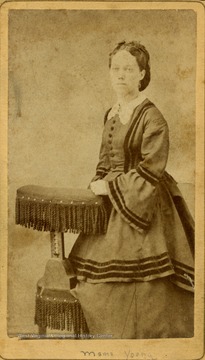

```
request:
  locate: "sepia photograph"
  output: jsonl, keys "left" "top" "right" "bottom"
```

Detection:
{"left": 0, "top": 1, "right": 204, "bottom": 359}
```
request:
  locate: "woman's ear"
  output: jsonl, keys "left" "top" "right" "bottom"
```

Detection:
{"left": 140, "top": 69, "right": 146, "bottom": 80}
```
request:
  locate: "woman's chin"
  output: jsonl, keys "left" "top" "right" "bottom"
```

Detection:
{"left": 114, "top": 87, "right": 128, "bottom": 97}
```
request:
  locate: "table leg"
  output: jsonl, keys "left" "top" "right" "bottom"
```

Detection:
{"left": 36, "top": 231, "right": 85, "bottom": 335}
{"left": 50, "top": 232, "right": 65, "bottom": 259}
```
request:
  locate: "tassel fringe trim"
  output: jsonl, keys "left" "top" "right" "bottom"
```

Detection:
{"left": 16, "top": 197, "right": 109, "bottom": 234}
{"left": 35, "top": 290, "right": 88, "bottom": 334}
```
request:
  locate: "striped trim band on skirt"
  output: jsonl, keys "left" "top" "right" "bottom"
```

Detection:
{"left": 70, "top": 253, "right": 194, "bottom": 292}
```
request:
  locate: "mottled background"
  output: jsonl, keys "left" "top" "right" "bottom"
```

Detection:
{"left": 8, "top": 9, "right": 196, "bottom": 335}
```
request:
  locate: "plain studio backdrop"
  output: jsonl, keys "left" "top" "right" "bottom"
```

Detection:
{"left": 8, "top": 9, "right": 196, "bottom": 335}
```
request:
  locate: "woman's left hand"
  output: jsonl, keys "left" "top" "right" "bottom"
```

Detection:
{"left": 90, "top": 180, "right": 108, "bottom": 195}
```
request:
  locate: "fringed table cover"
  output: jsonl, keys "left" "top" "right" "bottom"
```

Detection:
{"left": 15, "top": 185, "right": 110, "bottom": 336}
{"left": 16, "top": 185, "right": 109, "bottom": 234}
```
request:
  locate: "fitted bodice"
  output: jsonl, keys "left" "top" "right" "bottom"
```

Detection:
{"left": 102, "top": 114, "right": 131, "bottom": 182}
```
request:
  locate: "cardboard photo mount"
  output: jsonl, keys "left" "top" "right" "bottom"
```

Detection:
{"left": 0, "top": 1, "right": 204, "bottom": 360}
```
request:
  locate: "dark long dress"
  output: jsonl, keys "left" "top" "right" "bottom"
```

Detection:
{"left": 69, "top": 98, "right": 194, "bottom": 339}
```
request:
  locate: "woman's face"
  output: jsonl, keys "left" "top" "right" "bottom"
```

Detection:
{"left": 110, "top": 50, "right": 145, "bottom": 100}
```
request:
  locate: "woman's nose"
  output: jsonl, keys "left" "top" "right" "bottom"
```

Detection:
{"left": 118, "top": 70, "right": 125, "bottom": 79}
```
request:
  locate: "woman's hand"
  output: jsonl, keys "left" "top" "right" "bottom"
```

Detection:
{"left": 90, "top": 180, "right": 108, "bottom": 195}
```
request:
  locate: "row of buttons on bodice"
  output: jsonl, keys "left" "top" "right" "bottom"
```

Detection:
{"left": 108, "top": 116, "right": 117, "bottom": 169}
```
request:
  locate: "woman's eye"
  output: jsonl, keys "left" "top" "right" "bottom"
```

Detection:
{"left": 126, "top": 67, "right": 133, "bottom": 72}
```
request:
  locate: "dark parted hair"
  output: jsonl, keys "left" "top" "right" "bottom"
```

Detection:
{"left": 109, "top": 41, "right": 151, "bottom": 91}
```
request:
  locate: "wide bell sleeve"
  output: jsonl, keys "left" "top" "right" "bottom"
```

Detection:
{"left": 106, "top": 115, "right": 169, "bottom": 231}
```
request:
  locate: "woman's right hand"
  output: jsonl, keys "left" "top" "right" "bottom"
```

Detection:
{"left": 90, "top": 180, "right": 108, "bottom": 196}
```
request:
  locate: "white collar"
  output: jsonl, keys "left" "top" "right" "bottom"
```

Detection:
{"left": 108, "top": 93, "right": 147, "bottom": 124}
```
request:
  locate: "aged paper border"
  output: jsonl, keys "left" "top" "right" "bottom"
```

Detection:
{"left": 0, "top": 1, "right": 204, "bottom": 359}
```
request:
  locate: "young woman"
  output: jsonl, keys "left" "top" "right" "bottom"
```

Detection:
{"left": 69, "top": 41, "right": 194, "bottom": 339}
